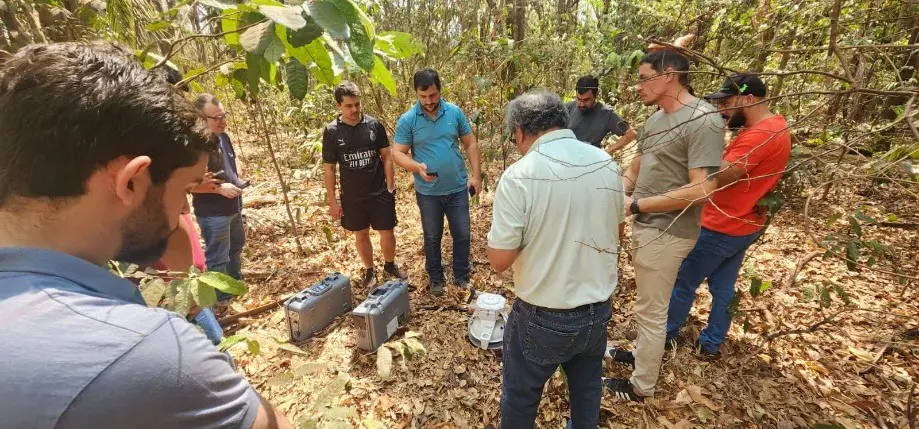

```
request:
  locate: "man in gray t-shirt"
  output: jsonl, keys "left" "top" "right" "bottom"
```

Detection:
{"left": 604, "top": 51, "right": 724, "bottom": 403}
{"left": 0, "top": 43, "right": 292, "bottom": 429}
{"left": 566, "top": 75, "right": 637, "bottom": 154}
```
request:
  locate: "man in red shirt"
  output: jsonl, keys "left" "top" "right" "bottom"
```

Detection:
{"left": 665, "top": 74, "right": 791, "bottom": 359}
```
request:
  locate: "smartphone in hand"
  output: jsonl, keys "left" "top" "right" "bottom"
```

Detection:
{"left": 427, "top": 171, "right": 439, "bottom": 177}
{"left": 238, "top": 180, "right": 251, "bottom": 189}
{"left": 469, "top": 186, "right": 477, "bottom": 198}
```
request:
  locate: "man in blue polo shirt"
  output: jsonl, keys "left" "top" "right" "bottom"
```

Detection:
{"left": 392, "top": 69, "right": 482, "bottom": 296}
{"left": 0, "top": 42, "right": 291, "bottom": 429}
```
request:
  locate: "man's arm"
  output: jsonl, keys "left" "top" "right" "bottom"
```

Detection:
{"left": 381, "top": 147, "right": 395, "bottom": 192}
{"left": 252, "top": 394, "right": 294, "bottom": 429}
{"left": 392, "top": 143, "right": 435, "bottom": 182}
{"left": 606, "top": 127, "right": 637, "bottom": 155}
{"left": 715, "top": 159, "right": 748, "bottom": 189}
{"left": 323, "top": 163, "right": 342, "bottom": 220}
{"left": 626, "top": 167, "right": 717, "bottom": 215}
{"left": 459, "top": 133, "right": 482, "bottom": 194}
{"left": 623, "top": 154, "right": 641, "bottom": 195}
{"left": 486, "top": 248, "right": 519, "bottom": 273}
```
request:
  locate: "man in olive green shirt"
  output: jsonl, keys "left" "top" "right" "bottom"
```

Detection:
{"left": 605, "top": 50, "right": 725, "bottom": 402}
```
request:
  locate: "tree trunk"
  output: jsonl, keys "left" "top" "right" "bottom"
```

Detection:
{"left": 880, "top": 13, "right": 919, "bottom": 120}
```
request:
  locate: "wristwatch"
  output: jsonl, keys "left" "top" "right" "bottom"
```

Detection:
{"left": 630, "top": 199, "right": 641, "bottom": 215}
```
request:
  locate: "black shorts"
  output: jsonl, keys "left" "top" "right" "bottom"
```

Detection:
{"left": 341, "top": 190, "right": 397, "bottom": 232}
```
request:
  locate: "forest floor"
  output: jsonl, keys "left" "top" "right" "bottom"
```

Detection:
{"left": 218, "top": 135, "right": 918, "bottom": 429}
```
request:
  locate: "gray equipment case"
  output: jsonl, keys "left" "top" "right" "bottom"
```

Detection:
{"left": 351, "top": 280, "right": 411, "bottom": 351}
{"left": 284, "top": 273, "right": 352, "bottom": 343}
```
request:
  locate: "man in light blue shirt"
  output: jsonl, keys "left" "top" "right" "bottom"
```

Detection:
{"left": 392, "top": 69, "right": 482, "bottom": 296}
{"left": 0, "top": 42, "right": 291, "bottom": 429}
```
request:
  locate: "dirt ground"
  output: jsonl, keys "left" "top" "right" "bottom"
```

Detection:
{"left": 219, "top": 139, "right": 918, "bottom": 429}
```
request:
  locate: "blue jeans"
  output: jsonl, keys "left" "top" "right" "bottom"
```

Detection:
{"left": 666, "top": 227, "right": 762, "bottom": 353}
{"left": 197, "top": 213, "right": 246, "bottom": 301}
{"left": 500, "top": 299, "right": 611, "bottom": 429}
{"left": 415, "top": 190, "right": 471, "bottom": 283}
{"left": 194, "top": 307, "right": 224, "bottom": 345}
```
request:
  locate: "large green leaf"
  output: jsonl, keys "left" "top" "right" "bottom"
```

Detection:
{"left": 264, "top": 34, "right": 286, "bottom": 63}
{"left": 191, "top": 279, "right": 218, "bottom": 308}
{"left": 374, "top": 31, "right": 423, "bottom": 59}
{"left": 347, "top": 19, "right": 374, "bottom": 71}
{"left": 369, "top": 56, "right": 396, "bottom": 96}
{"left": 146, "top": 20, "right": 170, "bottom": 31}
{"left": 173, "top": 280, "right": 192, "bottom": 317}
{"left": 240, "top": 21, "right": 275, "bottom": 55}
{"left": 198, "top": 271, "right": 248, "bottom": 296}
{"left": 218, "top": 335, "right": 247, "bottom": 352}
{"left": 284, "top": 32, "right": 336, "bottom": 86}
{"left": 286, "top": 58, "right": 309, "bottom": 100}
{"left": 246, "top": 53, "right": 263, "bottom": 96}
{"left": 306, "top": 0, "right": 349, "bottom": 40}
{"left": 221, "top": 10, "right": 240, "bottom": 46}
{"left": 259, "top": 5, "right": 307, "bottom": 30}
{"left": 140, "top": 278, "right": 166, "bottom": 306}
{"left": 288, "top": 14, "right": 323, "bottom": 47}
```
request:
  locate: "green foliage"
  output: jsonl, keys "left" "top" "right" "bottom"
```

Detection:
{"left": 286, "top": 57, "right": 310, "bottom": 100}
{"left": 112, "top": 264, "right": 247, "bottom": 318}
{"left": 306, "top": 0, "right": 351, "bottom": 40}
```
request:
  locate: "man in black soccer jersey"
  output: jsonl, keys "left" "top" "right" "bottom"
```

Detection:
{"left": 323, "top": 81, "right": 407, "bottom": 288}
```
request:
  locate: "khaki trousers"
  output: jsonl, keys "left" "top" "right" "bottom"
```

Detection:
{"left": 629, "top": 224, "right": 697, "bottom": 396}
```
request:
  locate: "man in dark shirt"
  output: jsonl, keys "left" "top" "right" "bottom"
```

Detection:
{"left": 323, "top": 81, "right": 406, "bottom": 288}
{"left": 566, "top": 75, "right": 637, "bottom": 155}
{"left": 191, "top": 94, "right": 246, "bottom": 301}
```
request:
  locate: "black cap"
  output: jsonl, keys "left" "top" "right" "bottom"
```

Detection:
{"left": 705, "top": 74, "right": 767, "bottom": 100}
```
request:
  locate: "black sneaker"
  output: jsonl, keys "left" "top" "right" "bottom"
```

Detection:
{"left": 429, "top": 281, "right": 445, "bottom": 297}
{"left": 693, "top": 340, "right": 721, "bottom": 361}
{"left": 605, "top": 347, "right": 636, "bottom": 368}
{"left": 603, "top": 378, "right": 645, "bottom": 402}
{"left": 383, "top": 263, "right": 407, "bottom": 280}
{"left": 361, "top": 268, "right": 378, "bottom": 289}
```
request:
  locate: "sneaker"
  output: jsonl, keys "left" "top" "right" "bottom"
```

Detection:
{"left": 693, "top": 340, "right": 721, "bottom": 361}
{"left": 605, "top": 347, "right": 636, "bottom": 368}
{"left": 603, "top": 378, "right": 645, "bottom": 403}
{"left": 383, "top": 263, "right": 407, "bottom": 280}
{"left": 361, "top": 268, "right": 378, "bottom": 289}
{"left": 429, "top": 281, "right": 445, "bottom": 297}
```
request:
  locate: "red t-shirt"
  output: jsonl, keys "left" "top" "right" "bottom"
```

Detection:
{"left": 702, "top": 115, "right": 791, "bottom": 236}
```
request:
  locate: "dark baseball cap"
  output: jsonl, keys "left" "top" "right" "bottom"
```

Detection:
{"left": 705, "top": 74, "right": 768, "bottom": 100}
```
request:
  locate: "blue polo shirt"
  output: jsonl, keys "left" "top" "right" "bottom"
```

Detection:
{"left": 394, "top": 100, "right": 473, "bottom": 196}
{"left": 0, "top": 247, "right": 260, "bottom": 429}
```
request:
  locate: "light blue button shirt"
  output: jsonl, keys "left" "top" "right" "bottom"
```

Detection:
{"left": 394, "top": 100, "right": 473, "bottom": 196}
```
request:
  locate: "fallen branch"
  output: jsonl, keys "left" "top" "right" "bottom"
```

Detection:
{"left": 784, "top": 251, "right": 824, "bottom": 288}
{"left": 878, "top": 222, "right": 919, "bottom": 230}
{"left": 219, "top": 296, "right": 290, "bottom": 327}
{"left": 765, "top": 308, "right": 849, "bottom": 341}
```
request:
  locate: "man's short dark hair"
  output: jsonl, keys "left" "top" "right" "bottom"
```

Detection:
{"left": 0, "top": 42, "right": 214, "bottom": 207}
{"left": 576, "top": 75, "right": 600, "bottom": 96}
{"left": 413, "top": 68, "right": 441, "bottom": 91}
{"left": 640, "top": 50, "right": 691, "bottom": 86}
{"left": 334, "top": 81, "right": 361, "bottom": 104}
{"left": 506, "top": 90, "right": 569, "bottom": 137}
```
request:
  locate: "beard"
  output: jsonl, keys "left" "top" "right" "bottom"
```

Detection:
{"left": 726, "top": 110, "right": 747, "bottom": 130}
{"left": 114, "top": 186, "right": 174, "bottom": 265}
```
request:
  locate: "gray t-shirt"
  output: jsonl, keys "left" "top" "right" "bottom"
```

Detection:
{"left": 566, "top": 101, "right": 630, "bottom": 147}
{"left": 0, "top": 247, "right": 261, "bottom": 429}
{"left": 633, "top": 99, "right": 725, "bottom": 239}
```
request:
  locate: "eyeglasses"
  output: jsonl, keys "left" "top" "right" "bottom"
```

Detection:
{"left": 206, "top": 114, "right": 228, "bottom": 121}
